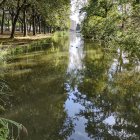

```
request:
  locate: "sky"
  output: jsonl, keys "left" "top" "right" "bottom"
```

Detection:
{"left": 70, "top": 0, "right": 87, "bottom": 24}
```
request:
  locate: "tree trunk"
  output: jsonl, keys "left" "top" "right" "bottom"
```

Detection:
{"left": 1, "top": 8, "right": 5, "bottom": 34}
{"left": 105, "top": 8, "right": 108, "bottom": 17}
{"left": 43, "top": 24, "right": 46, "bottom": 34}
{"left": 10, "top": 19, "right": 17, "bottom": 38}
{"left": 36, "top": 24, "right": 38, "bottom": 33}
{"left": 39, "top": 16, "right": 41, "bottom": 34}
{"left": 32, "top": 8, "right": 36, "bottom": 36}
{"left": 39, "top": 23, "right": 41, "bottom": 34}
{"left": 10, "top": 10, "right": 20, "bottom": 38}
{"left": 28, "top": 21, "right": 31, "bottom": 33}
{"left": 21, "top": 23, "right": 23, "bottom": 33}
{"left": 46, "top": 26, "right": 49, "bottom": 33}
{"left": 11, "top": 11, "right": 14, "bottom": 28}
{"left": 23, "top": 8, "right": 27, "bottom": 36}
{"left": 121, "top": 4, "right": 127, "bottom": 30}
{"left": 8, "top": 18, "right": 10, "bottom": 31}
{"left": 49, "top": 26, "right": 52, "bottom": 33}
{"left": 118, "top": 49, "right": 123, "bottom": 72}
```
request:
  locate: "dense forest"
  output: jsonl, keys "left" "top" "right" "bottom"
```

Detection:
{"left": 81, "top": 0, "right": 140, "bottom": 58}
{"left": 0, "top": 0, "right": 70, "bottom": 38}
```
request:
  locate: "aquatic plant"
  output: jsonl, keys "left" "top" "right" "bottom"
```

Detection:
{"left": 0, "top": 117, "right": 27, "bottom": 140}
{"left": 0, "top": 79, "right": 27, "bottom": 140}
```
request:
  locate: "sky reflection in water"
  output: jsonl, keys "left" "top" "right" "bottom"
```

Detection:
{"left": 1, "top": 33, "right": 140, "bottom": 140}
{"left": 65, "top": 33, "right": 140, "bottom": 140}
{"left": 65, "top": 33, "right": 116, "bottom": 140}
{"left": 65, "top": 33, "right": 90, "bottom": 140}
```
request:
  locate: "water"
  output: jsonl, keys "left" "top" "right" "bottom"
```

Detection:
{"left": 0, "top": 33, "right": 140, "bottom": 140}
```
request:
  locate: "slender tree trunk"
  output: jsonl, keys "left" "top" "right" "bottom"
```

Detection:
{"left": 39, "top": 22, "right": 41, "bottom": 34}
{"left": 53, "top": 27, "right": 55, "bottom": 33}
{"left": 121, "top": 4, "right": 126, "bottom": 30}
{"left": 11, "top": 11, "right": 14, "bottom": 29}
{"left": 43, "top": 24, "right": 46, "bottom": 34}
{"left": 10, "top": 10, "right": 20, "bottom": 38}
{"left": 118, "top": 49, "right": 123, "bottom": 72}
{"left": 23, "top": 8, "right": 27, "bottom": 36}
{"left": 32, "top": 8, "right": 36, "bottom": 36}
{"left": 21, "top": 23, "right": 23, "bottom": 33}
{"left": 39, "top": 16, "right": 41, "bottom": 34}
{"left": 1, "top": 8, "right": 5, "bottom": 34}
{"left": 50, "top": 26, "right": 52, "bottom": 33}
{"left": 105, "top": 8, "right": 108, "bottom": 17}
{"left": 10, "top": 19, "right": 17, "bottom": 38}
{"left": 36, "top": 24, "right": 38, "bottom": 33}
{"left": 46, "top": 26, "right": 49, "bottom": 33}
{"left": 27, "top": 23, "right": 29, "bottom": 32}
{"left": 8, "top": 18, "right": 10, "bottom": 31}
{"left": 28, "top": 21, "right": 31, "bottom": 33}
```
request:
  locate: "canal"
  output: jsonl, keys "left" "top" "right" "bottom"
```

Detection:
{"left": 0, "top": 33, "right": 140, "bottom": 140}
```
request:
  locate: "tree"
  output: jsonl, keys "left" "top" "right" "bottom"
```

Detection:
{"left": 0, "top": 0, "right": 70, "bottom": 38}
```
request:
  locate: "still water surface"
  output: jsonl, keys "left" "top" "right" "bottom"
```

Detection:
{"left": 0, "top": 33, "right": 140, "bottom": 140}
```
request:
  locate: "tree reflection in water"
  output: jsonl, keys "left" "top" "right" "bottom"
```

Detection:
{"left": 0, "top": 34, "right": 140, "bottom": 140}
{"left": 1, "top": 38, "right": 75, "bottom": 140}
{"left": 65, "top": 33, "right": 140, "bottom": 140}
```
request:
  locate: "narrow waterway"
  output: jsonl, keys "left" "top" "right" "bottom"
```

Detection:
{"left": 0, "top": 33, "right": 140, "bottom": 140}
{"left": 65, "top": 33, "right": 88, "bottom": 140}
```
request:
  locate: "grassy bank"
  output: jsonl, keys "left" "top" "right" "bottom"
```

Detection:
{"left": 0, "top": 32, "right": 52, "bottom": 48}
{"left": 0, "top": 31, "right": 70, "bottom": 48}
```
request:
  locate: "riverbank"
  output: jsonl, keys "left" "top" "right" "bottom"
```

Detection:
{"left": 0, "top": 32, "right": 52, "bottom": 48}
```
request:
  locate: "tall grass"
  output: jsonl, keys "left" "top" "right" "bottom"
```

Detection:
{"left": 53, "top": 31, "right": 69, "bottom": 38}
{"left": 53, "top": 31, "right": 69, "bottom": 43}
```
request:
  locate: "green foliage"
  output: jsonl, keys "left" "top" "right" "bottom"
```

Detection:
{"left": 0, "top": 118, "right": 24, "bottom": 140}
{"left": 0, "top": 0, "right": 71, "bottom": 38}
{"left": 82, "top": 14, "right": 119, "bottom": 40}
{"left": 0, "top": 78, "right": 26, "bottom": 140}
{"left": 81, "top": 0, "right": 140, "bottom": 58}
{"left": 81, "top": 0, "right": 119, "bottom": 40}
{"left": 53, "top": 31, "right": 69, "bottom": 37}
{"left": 0, "top": 119, "right": 9, "bottom": 140}
{"left": 44, "top": 0, "right": 70, "bottom": 30}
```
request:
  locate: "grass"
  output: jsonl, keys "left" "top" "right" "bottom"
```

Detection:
{"left": 53, "top": 31, "right": 69, "bottom": 37}
{"left": 0, "top": 31, "right": 52, "bottom": 48}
